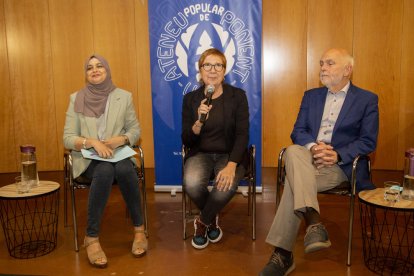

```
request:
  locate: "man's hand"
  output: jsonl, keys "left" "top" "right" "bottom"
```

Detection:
{"left": 311, "top": 141, "right": 338, "bottom": 169}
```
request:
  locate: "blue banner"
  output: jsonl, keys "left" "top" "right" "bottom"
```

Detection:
{"left": 148, "top": 0, "right": 262, "bottom": 191}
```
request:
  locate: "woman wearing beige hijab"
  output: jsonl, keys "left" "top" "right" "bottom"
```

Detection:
{"left": 63, "top": 55, "right": 147, "bottom": 268}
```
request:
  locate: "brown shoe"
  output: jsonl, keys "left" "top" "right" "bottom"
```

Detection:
{"left": 259, "top": 251, "right": 295, "bottom": 276}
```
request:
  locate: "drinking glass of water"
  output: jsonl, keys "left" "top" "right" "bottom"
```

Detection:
{"left": 384, "top": 181, "right": 401, "bottom": 203}
{"left": 15, "top": 176, "right": 30, "bottom": 194}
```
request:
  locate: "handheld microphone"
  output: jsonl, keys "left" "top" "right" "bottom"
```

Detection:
{"left": 199, "top": 85, "right": 214, "bottom": 123}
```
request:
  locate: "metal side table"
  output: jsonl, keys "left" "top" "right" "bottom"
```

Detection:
{"left": 0, "top": 181, "right": 60, "bottom": 259}
{"left": 359, "top": 188, "right": 414, "bottom": 275}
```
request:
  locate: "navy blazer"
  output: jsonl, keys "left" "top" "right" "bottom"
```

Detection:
{"left": 291, "top": 82, "right": 379, "bottom": 191}
{"left": 181, "top": 83, "right": 249, "bottom": 168}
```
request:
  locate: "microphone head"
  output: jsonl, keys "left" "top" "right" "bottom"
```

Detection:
{"left": 206, "top": 85, "right": 215, "bottom": 97}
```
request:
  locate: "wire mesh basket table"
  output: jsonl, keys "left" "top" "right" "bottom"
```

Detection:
{"left": 359, "top": 188, "right": 414, "bottom": 275}
{"left": 0, "top": 181, "right": 60, "bottom": 259}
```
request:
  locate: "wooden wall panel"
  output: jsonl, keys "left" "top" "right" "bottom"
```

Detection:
{"left": 90, "top": 0, "right": 156, "bottom": 165}
{"left": 49, "top": 0, "right": 94, "bottom": 168}
{"left": 398, "top": 0, "right": 414, "bottom": 167}
{"left": 4, "top": 0, "right": 58, "bottom": 171}
{"left": 0, "top": 0, "right": 17, "bottom": 172}
{"left": 306, "top": 0, "right": 354, "bottom": 89}
{"left": 263, "top": 0, "right": 307, "bottom": 166}
{"left": 134, "top": 0, "right": 154, "bottom": 167}
{"left": 92, "top": 0, "right": 138, "bottom": 97}
{"left": 353, "top": 0, "right": 403, "bottom": 169}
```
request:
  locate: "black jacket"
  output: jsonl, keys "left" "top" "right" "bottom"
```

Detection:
{"left": 181, "top": 83, "right": 249, "bottom": 168}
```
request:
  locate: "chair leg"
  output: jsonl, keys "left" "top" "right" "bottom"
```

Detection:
{"left": 182, "top": 188, "right": 188, "bottom": 240}
{"left": 347, "top": 191, "right": 356, "bottom": 266}
{"left": 71, "top": 186, "right": 79, "bottom": 252}
{"left": 276, "top": 148, "right": 286, "bottom": 211}
{"left": 135, "top": 146, "right": 148, "bottom": 237}
{"left": 252, "top": 178, "right": 256, "bottom": 240}
{"left": 247, "top": 182, "right": 252, "bottom": 216}
{"left": 63, "top": 155, "right": 69, "bottom": 227}
{"left": 142, "top": 182, "right": 148, "bottom": 238}
{"left": 64, "top": 175, "right": 68, "bottom": 227}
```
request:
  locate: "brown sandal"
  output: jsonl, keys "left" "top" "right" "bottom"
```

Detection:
{"left": 84, "top": 237, "right": 108, "bottom": 268}
{"left": 132, "top": 229, "right": 148, "bottom": 258}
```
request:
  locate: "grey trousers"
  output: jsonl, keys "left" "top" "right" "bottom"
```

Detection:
{"left": 265, "top": 145, "right": 348, "bottom": 251}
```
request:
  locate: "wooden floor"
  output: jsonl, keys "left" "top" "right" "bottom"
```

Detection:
{"left": 0, "top": 168, "right": 403, "bottom": 276}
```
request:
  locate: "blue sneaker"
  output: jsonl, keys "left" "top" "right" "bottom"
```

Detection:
{"left": 207, "top": 215, "right": 223, "bottom": 243}
{"left": 192, "top": 217, "right": 209, "bottom": 249}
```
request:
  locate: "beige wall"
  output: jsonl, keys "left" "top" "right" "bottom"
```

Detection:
{"left": 0, "top": 0, "right": 413, "bottom": 173}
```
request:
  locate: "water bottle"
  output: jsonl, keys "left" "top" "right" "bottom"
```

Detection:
{"left": 20, "top": 145, "right": 39, "bottom": 188}
{"left": 402, "top": 148, "right": 414, "bottom": 200}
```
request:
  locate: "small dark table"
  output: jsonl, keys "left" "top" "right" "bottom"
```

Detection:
{"left": 0, "top": 181, "right": 60, "bottom": 259}
{"left": 359, "top": 188, "right": 414, "bottom": 275}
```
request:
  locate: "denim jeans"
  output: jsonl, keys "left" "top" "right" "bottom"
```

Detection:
{"left": 183, "top": 152, "right": 245, "bottom": 225}
{"left": 82, "top": 158, "right": 143, "bottom": 237}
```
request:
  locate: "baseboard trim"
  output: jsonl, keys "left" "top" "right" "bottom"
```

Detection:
{"left": 154, "top": 185, "right": 263, "bottom": 193}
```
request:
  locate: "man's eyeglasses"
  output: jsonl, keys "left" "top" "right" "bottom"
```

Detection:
{"left": 201, "top": 63, "right": 225, "bottom": 72}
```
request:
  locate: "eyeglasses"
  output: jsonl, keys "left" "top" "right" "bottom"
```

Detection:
{"left": 201, "top": 63, "right": 225, "bottom": 72}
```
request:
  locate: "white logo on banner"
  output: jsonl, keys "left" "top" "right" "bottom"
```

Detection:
{"left": 156, "top": 3, "right": 255, "bottom": 95}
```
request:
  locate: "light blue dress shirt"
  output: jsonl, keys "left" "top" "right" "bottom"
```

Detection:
{"left": 305, "top": 81, "right": 350, "bottom": 150}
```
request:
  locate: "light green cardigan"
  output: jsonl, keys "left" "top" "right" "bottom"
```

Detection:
{"left": 63, "top": 88, "right": 141, "bottom": 179}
